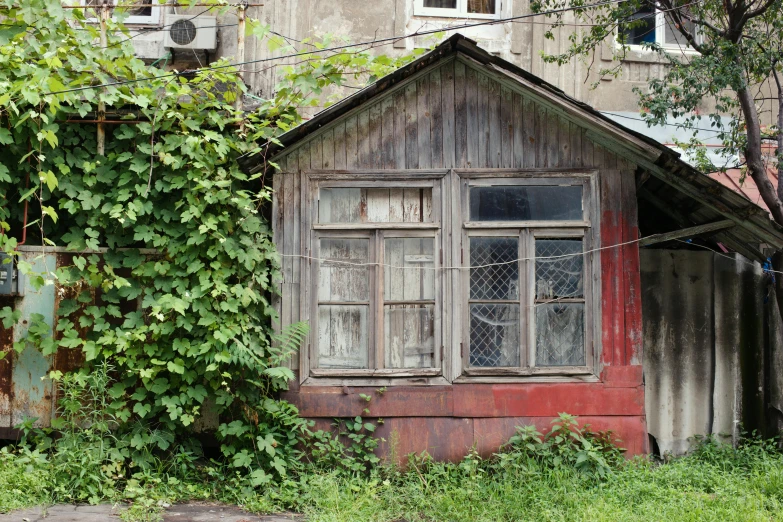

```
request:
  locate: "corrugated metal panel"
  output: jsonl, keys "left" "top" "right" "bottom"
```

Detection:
{"left": 641, "top": 249, "right": 773, "bottom": 454}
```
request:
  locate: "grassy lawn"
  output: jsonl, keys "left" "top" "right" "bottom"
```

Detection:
{"left": 2, "top": 437, "right": 782, "bottom": 522}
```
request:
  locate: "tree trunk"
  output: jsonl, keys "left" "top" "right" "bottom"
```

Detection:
{"left": 736, "top": 85, "right": 783, "bottom": 225}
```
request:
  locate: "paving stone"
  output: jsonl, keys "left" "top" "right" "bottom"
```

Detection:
{"left": 0, "top": 503, "right": 301, "bottom": 522}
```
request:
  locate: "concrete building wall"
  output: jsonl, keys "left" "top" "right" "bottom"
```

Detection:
{"left": 127, "top": 1, "right": 782, "bottom": 121}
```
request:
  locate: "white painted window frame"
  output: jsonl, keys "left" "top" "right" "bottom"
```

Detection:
{"left": 80, "top": 0, "right": 162, "bottom": 26}
{"left": 414, "top": 0, "right": 501, "bottom": 20}
{"left": 619, "top": 8, "right": 702, "bottom": 54}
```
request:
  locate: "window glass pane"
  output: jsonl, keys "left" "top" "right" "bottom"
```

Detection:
{"left": 318, "top": 238, "right": 369, "bottom": 302}
{"left": 469, "top": 185, "right": 583, "bottom": 221}
{"left": 424, "top": 0, "right": 457, "bottom": 7}
{"left": 470, "top": 304, "right": 520, "bottom": 366}
{"left": 384, "top": 304, "right": 435, "bottom": 368}
{"left": 618, "top": 6, "right": 656, "bottom": 45}
{"left": 470, "top": 237, "right": 519, "bottom": 300}
{"left": 385, "top": 237, "right": 435, "bottom": 301}
{"left": 663, "top": 13, "right": 696, "bottom": 47}
{"left": 319, "top": 188, "right": 433, "bottom": 223}
{"left": 535, "top": 239, "right": 584, "bottom": 299}
{"left": 467, "top": 0, "right": 495, "bottom": 13}
{"left": 318, "top": 305, "right": 369, "bottom": 368}
{"left": 536, "top": 303, "right": 585, "bottom": 366}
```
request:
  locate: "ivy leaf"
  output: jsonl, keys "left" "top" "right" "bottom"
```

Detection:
{"left": 133, "top": 402, "right": 151, "bottom": 418}
{"left": 0, "top": 307, "right": 21, "bottom": 329}
{"left": 167, "top": 360, "right": 185, "bottom": 374}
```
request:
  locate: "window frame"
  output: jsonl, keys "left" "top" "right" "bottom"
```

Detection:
{"left": 80, "top": 0, "right": 162, "bottom": 26}
{"left": 299, "top": 169, "right": 601, "bottom": 385}
{"left": 617, "top": 7, "right": 702, "bottom": 54}
{"left": 304, "top": 173, "right": 446, "bottom": 380}
{"left": 457, "top": 171, "right": 598, "bottom": 378}
{"left": 414, "top": 0, "right": 501, "bottom": 20}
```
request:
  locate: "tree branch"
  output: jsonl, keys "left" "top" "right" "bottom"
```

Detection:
{"left": 655, "top": 0, "right": 711, "bottom": 54}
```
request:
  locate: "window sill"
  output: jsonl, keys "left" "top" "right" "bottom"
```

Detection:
{"left": 601, "top": 41, "right": 700, "bottom": 65}
{"left": 413, "top": 9, "right": 499, "bottom": 20}
{"left": 309, "top": 368, "right": 442, "bottom": 378}
{"left": 301, "top": 375, "right": 451, "bottom": 387}
{"left": 453, "top": 374, "right": 600, "bottom": 384}
{"left": 462, "top": 366, "right": 593, "bottom": 377}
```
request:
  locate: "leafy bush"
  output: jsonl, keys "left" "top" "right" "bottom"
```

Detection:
{"left": 308, "top": 417, "right": 382, "bottom": 475}
{"left": 497, "top": 412, "right": 626, "bottom": 479}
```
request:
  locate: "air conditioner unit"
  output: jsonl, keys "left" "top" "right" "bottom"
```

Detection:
{"left": 0, "top": 253, "right": 24, "bottom": 296}
{"left": 164, "top": 15, "right": 218, "bottom": 50}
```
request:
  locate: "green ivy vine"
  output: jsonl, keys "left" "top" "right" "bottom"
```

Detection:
{"left": 0, "top": 0, "right": 422, "bottom": 483}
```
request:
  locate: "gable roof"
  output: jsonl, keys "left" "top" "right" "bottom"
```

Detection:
{"left": 237, "top": 33, "right": 783, "bottom": 255}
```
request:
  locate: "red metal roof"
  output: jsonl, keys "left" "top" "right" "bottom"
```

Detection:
{"left": 708, "top": 168, "right": 777, "bottom": 213}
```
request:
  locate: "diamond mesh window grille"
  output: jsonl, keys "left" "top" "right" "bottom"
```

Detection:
{"left": 535, "top": 239, "right": 583, "bottom": 300}
{"left": 469, "top": 237, "right": 520, "bottom": 367}
{"left": 470, "top": 237, "right": 519, "bottom": 300}
{"left": 469, "top": 304, "right": 520, "bottom": 367}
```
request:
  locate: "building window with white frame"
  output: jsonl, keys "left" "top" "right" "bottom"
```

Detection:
{"left": 618, "top": 3, "right": 698, "bottom": 49}
{"left": 80, "top": 0, "right": 161, "bottom": 25}
{"left": 414, "top": 0, "right": 500, "bottom": 19}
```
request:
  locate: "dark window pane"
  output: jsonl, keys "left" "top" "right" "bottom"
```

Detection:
{"left": 535, "top": 239, "right": 584, "bottom": 299}
{"left": 618, "top": 6, "right": 657, "bottom": 45}
{"left": 470, "top": 237, "right": 519, "bottom": 300}
{"left": 470, "top": 304, "right": 520, "bottom": 367}
{"left": 424, "top": 0, "right": 457, "bottom": 7}
{"left": 467, "top": 0, "right": 496, "bottom": 14}
{"left": 469, "top": 185, "right": 583, "bottom": 221}
{"left": 535, "top": 303, "right": 585, "bottom": 366}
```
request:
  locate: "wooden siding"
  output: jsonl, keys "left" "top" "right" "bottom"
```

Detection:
{"left": 272, "top": 55, "right": 647, "bottom": 458}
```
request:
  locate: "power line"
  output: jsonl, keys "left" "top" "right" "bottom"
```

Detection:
{"left": 40, "top": 0, "right": 640, "bottom": 97}
{"left": 276, "top": 230, "right": 709, "bottom": 272}
{"left": 600, "top": 111, "right": 725, "bottom": 134}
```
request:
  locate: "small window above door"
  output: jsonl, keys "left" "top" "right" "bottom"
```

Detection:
{"left": 414, "top": 0, "right": 500, "bottom": 19}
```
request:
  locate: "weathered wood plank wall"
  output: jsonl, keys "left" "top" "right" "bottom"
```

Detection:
{"left": 272, "top": 55, "right": 647, "bottom": 459}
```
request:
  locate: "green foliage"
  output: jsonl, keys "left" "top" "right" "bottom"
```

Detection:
{"left": 0, "top": 446, "right": 52, "bottom": 511}
{"left": 0, "top": 0, "right": 420, "bottom": 489}
{"left": 3, "top": 411, "right": 783, "bottom": 521}
{"left": 309, "top": 417, "right": 382, "bottom": 475}
{"left": 529, "top": 0, "right": 783, "bottom": 173}
{"left": 242, "top": 429, "right": 783, "bottom": 522}
{"left": 498, "top": 412, "right": 626, "bottom": 479}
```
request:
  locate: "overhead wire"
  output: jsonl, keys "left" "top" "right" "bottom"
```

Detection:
{"left": 277, "top": 232, "right": 692, "bottom": 272}
{"left": 599, "top": 111, "right": 725, "bottom": 134}
{"left": 39, "top": 0, "right": 647, "bottom": 97}
{"left": 675, "top": 238, "right": 781, "bottom": 274}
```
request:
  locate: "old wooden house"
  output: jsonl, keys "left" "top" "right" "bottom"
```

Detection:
{"left": 235, "top": 33, "right": 783, "bottom": 458}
